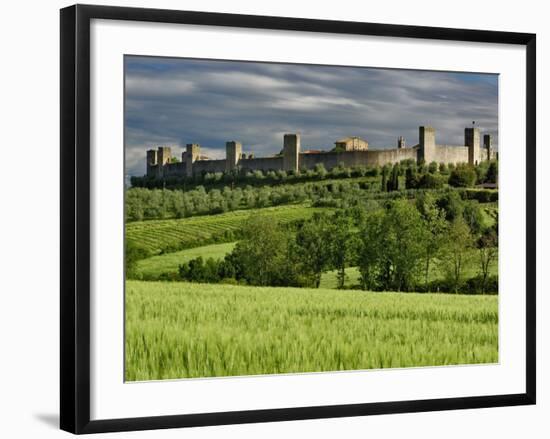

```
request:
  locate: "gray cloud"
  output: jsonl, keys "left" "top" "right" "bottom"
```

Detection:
{"left": 125, "top": 56, "right": 498, "bottom": 176}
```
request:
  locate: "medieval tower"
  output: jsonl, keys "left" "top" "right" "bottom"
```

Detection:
{"left": 144, "top": 125, "right": 495, "bottom": 179}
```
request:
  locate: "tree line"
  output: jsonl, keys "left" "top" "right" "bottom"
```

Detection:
{"left": 176, "top": 193, "right": 498, "bottom": 294}
{"left": 131, "top": 160, "right": 498, "bottom": 192}
{"left": 126, "top": 175, "right": 497, "bottom": 223}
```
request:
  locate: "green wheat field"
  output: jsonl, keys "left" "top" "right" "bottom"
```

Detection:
{"left": 125, "top": 280, "right": 498, "bottom": 381}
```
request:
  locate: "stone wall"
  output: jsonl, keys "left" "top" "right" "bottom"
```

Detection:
{"left": 299, "top": 148, "right": 418, "bottom": 169}
{"left": 239, "top": 156, "right": 283, "bottom": 172}
{"left": 143, "top": 126, "right": 494, "bottom": 180}
{"left": 162, "top": 161, "right": 186, "bottom": 177}
{"left": 431, "top": 145, "right": 470, "bottom": 164}
{"left": 192, "top": 159, "right": 227, "bottom": 175}
{"left": 363, "top": 148, "right": 418, "bottom": 166}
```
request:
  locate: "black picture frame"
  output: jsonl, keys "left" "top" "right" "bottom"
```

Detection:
{"left": 60, "top": 4, "right": 536, "bottom": 434}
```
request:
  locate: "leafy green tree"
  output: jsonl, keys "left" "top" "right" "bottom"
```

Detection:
{"left": 357, "top": 210, "right": 385, "bottom": 290}
{"left": 428, "top": 161, "right": 438, "bottom": 174}
{"left": 217, "top": 258, "right": 236, "bottom": 280}
{"left": 405, "top": 166, "right": 418, "bottom": 189}
{"left": 416, "top": 192, "right": 447, "bottom": 289}
{"left": 417, "top": 173, "right": 444, "bottom": 189}
{"left": 448, "top": 165, "right": 477, "bottom": 187}
{"left": 386, "top": 163, "right": 400, "bottom": 192}
{"left": 125, "top": 241, "right": 151, "bottom": 279}
{"left": 381, "top": 165, "right": 389, "bottom": 192}
{"left": 437, "top": 190, "right": 465, "bottom": 221}
{"left": 314, "top": 164, "right": 327, "bottom": 177}
{"left": 228, "top": 215, "right": 291, "bottom": 286}
{"left": 463, "top": 201, "right": 486, "bottom": 236}
{"left": 358, "top": 201, "right": 425, "bottom": 291}
{"left": 477, "top": 226, "right": 498, "bottom": 294}
{"left": 486, "top": 161, "right": 498, "bottom": 184}
{"left": 440, "top": 217, "right": 474, "bottom": 293}
{"left": 295, "top": 213, "right": 333, "bottom": 287}
{"left": 382, "top": 200, "right": 426, "bottom": 291}
{"left": 328, "top": 212, "right": 358, "bottom": 289}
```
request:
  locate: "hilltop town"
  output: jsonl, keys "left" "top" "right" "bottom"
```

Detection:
{"left": 144, "top": 125, "right": 496, "bottom": 179}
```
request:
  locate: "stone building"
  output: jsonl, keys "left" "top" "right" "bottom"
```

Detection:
{"left": 145, "top": 125, "right": 495, "bottom": 179}
{"left": 334, "top": 136, "right": 369, "bottom": 151}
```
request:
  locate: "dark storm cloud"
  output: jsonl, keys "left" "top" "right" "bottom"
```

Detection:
{"left": 125, "top": 56, "right": 498, "bottom": 176}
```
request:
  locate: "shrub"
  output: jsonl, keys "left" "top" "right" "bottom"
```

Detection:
{"left": 448, "top": 165, "right": 477, "bottom": 187}
{"left": 428, "top": 161, "right": 439, "bottom": 174}
{"left": 460, "top": 189, "right": 498, "bottom": 203}
{"left": 416, "top": 173, "right": 444, "bottom": 189}
{"left": 486, "top": 161, "right": 498, "bottom": 184}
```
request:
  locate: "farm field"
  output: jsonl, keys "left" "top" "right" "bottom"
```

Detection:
{"left": 125, "top": 280, "right": 498, "bottom": 381}
{"left": 136, "top": 242, "right": 237, "bottom": 279}
{"left": 126, "top": 204, "right": 327, "bottom": 255}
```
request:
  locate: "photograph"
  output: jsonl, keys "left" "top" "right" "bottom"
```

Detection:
{"left": 123, "top": 55, "right": 500, "bottom": 382}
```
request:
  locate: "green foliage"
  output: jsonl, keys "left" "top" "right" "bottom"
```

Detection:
{"left": 417, "top": 173, "right": 444, "bottom": 189}
{"left": 386, "top": 163, "right": 400, "bottom": 192}
{"left": 126, "top": 204, "right": 324, "bottom": 255}
{"left": 125, "top": 241, "right": 152, "bottom": 279}
{"left": 459, "top": 189, "right": 498, "bottom": 203}
{"left": 448, "top": 165, "right": 477, "bottom": 187}
{"left": 314, "top": 163, "right": 328, "bottom": 179}
{"left": 295, "top": 213, "right": 334, "bottom": 287}
{"left": 381, "top": 165, "right": 389, "bottom": 191}
{"left": 486, "top": 161, "right": 498, "bottom": 184}
{"left": 329, "top": 212, "right": 358, "bottom": 288}
{"left": 125, "top": 280, "right": 498, "bottom": 380}
{"left": 437, "top": 190, "right": 465, "bottom": 221}
{"left": 440, "top": 217, "right": 475, "bottom": 293}
{"left": 357, "top": 200, "right": 426, "bottom": 291}
{"left": 135, "top": 242, "right": 236, "bottom": 279}
{"left": 416, "top": 192, "right": 448, "bottom": 289}
{"left": 228, "top": 215, "right": 299, "bottom": 287}
{"left": 405, "top": 166, "right": 418, "bottom": 189}
{"left": 463, "top": 201, "right": 487, "bottom": 235}
{"left": 428, "top": 161, "right": 439, "bottom": 174}
{"left": 476, "top": 226, "right": 498, "bottom": 294}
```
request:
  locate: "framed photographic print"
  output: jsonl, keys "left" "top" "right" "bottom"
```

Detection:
{"left": 60, "top": 4, "right": 536, "bottom": 434}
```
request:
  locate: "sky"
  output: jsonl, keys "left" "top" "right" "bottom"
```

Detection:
{"left": 125, "top": 56, "right": 498, "bottom": 177}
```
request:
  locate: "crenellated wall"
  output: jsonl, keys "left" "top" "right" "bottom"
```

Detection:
{"left": 143, "top": 125, "right": 494, "bottom": 180}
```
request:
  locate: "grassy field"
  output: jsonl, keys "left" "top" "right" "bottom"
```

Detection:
{"left": 125, "top": 280, "right": 498, "bottom": 381}
{"left": 136, "top": 242, "right": 237, "bottom": 279}
{"left": 126, "top": 204, "right": 326, "bottom": 254}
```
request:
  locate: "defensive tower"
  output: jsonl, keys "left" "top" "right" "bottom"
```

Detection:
{"left": 465, "top": 127, "right": 481, "bottom": 165}
{"left": 283, "top": 133, "right": 300, "bottom": 173}
{"left": 418, "top": 126, "right": 436, "bottom": 163}
{"left": 146, "top": 149, "right": 157, "bottom": 177}
{"left": 483, "top": 134, "right": 493, "bottom": 161}
{"left": 185, "top": 143, "right": 200, "bottom": 176}
{"left": 225, "top": 141, "right": 242, "bottom": 172}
